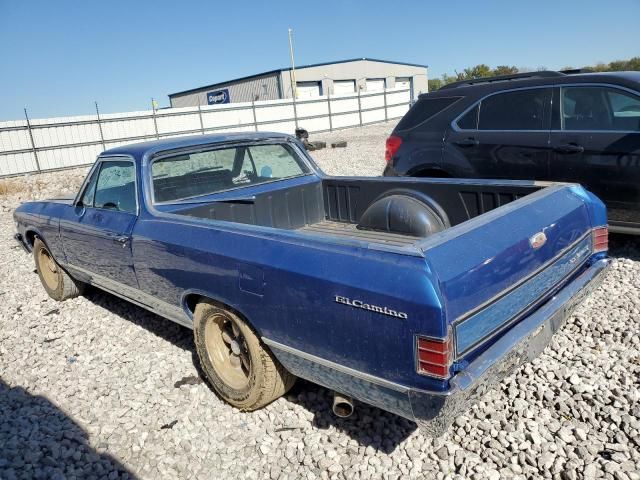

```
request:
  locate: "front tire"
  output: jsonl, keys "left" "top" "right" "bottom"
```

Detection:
{"left": 33, "top": 238, "right": 83, "bottom": 301}
{"left": 194, "top": 301, "right": 295, "bottom": 410}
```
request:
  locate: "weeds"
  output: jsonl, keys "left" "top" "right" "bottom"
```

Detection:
{"left": 0, "top": 179, "right": 25, "bottom": 196}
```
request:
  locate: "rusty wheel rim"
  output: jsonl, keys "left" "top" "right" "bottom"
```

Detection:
{"left": 203, "top": 313, "right": 251, "bottom": 390}
{"left": 37, "top": 245, "right": 59, "bottom": 291}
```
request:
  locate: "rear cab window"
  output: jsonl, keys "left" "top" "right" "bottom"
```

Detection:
{"left": 151, "top": 143, "right": 311, "bottom": 203}
{"left": 395, "top": 96, "right": 462, "bottom": 131}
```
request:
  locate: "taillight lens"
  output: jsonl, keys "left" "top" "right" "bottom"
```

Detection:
{"left": 385, "top": 135, "right": 402, "bottom": 163}
{"left": 592, "top": 226, "right": 608, "bottom": 253}
{"left": 416, "top": 335, "right": 452, "bottom": 379}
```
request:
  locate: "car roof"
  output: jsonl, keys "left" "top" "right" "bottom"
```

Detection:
{"left": 424, "top": 71, "right": 640, "bottom": 99}
{"left": 100, "top": 132, "right": 295, "bottom": 162}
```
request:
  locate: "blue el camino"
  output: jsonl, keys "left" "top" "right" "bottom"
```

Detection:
{"left": 13, "top": 132, "right": 610, "bottom": 435}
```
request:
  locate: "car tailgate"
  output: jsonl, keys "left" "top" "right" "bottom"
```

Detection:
{"left": 419, "top": 184, "right": 597, "bottom": 358}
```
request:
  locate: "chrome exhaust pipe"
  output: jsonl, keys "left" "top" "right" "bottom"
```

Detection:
{"left": 332, "top": 392, "right": 354, "bottom": 418}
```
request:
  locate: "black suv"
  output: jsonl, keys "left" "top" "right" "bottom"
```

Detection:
{"left": 383, "top": 71, "right": 640, "bottom": 234}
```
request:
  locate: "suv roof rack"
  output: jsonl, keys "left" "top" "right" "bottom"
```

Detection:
{"left": 559, "top": 68, "right": 594, "bottom": 75}
{"left": 438, "top": 71, "right": 565, "bottom": 90}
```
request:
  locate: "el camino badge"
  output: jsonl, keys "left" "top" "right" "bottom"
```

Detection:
{"left": 529, "top": 231, "right": 547, "bottom": 249}
{"left": 335, "top": 295, "right": 408, "bottom": 319}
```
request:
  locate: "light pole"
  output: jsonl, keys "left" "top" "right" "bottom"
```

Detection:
{"left": 288, "top": 28, "right": 297, "bottom": 99}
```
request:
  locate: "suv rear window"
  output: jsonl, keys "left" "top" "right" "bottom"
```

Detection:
{"left": 395, "top": 97, "right": 461, "bottom": 131}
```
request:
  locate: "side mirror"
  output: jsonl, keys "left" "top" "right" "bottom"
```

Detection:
{"left": 74, "top": 200, "right": 86, "bottom": 216}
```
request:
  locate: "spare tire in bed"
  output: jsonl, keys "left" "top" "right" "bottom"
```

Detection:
{"left": 357, "top": 193, "right": 447, "bottom": 238}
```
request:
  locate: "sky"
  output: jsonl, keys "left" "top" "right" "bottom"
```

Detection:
{"left": 1, "top": 0, "right": 638, "bottom": 120}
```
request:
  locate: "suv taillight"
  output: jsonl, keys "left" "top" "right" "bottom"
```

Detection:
{"left": 416, "top": 335, "right": 452, "bottom": 379}
{"left": 385, "top": 135, "right": 402, "bottom": 163}
{"left": 592, "top": 226, "right": 608, "bottom": 253}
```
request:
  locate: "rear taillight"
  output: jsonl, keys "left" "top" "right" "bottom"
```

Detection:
{"left": 416, "top": 335, "right": 452, "bottom": 379}
{"left": 385, "top": 135, "right": 402, "bottom": 163}
{"left": 592, "top": 226, "right": 608, "bottom": 253}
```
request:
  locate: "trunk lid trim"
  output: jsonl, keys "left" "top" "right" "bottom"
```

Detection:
{"left": 453, "top": 231, "right": 592, "bottom": 357}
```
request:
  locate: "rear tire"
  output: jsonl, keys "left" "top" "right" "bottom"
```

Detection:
{"left": 33, "top": 238, "right": 83, "bottom": 301}
{"left": 194, "top": 301, "right": 295, "bottom": 410}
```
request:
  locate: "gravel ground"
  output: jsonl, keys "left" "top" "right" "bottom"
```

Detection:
{"left": 0, "top": 122, "right": 638, "bottom": 480}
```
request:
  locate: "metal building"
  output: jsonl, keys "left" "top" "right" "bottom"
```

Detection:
{"left": 168, "top": 58, "right": 428, "bottom": 107}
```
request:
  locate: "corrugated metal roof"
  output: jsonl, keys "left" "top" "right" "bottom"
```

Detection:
{"left": 168, "top": 58, "right": 428, "bottom": 97}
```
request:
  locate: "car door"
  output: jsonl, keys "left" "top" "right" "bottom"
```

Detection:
{"left": 445, "top": 87, "right": 553, "bottom": 179}
{"left": 549, "top": 85, "right": 640, "bottom": 227}
{"left": 60, "top": 157, "right": 139, "bottom": 289}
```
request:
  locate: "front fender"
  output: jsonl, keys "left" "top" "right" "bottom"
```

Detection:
{"left": 14, "top": 202, "right": 65, "bottom": 262}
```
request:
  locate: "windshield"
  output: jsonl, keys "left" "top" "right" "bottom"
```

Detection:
{"left": 151, "top": 143, "right": 311, "bottom": 203}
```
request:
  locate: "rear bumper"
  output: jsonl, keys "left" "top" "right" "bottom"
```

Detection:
{"left": 409, "top": 258, "right": 610, "bottom": 436}
{"left": 609, "top": 223, "right": 640, "bottom": 235}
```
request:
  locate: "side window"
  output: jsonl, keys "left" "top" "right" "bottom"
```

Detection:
{"left": 93, "top": 161, "right": 136, "bottom": 214}
{"left": 478, "top": 89, "right": 550, "bottom": 130}
{"left": 456, "top": 104, "right": 479, "bottom": 130}
{"left": 562, "top": 86, "right": 640, "bottom": 131}
{"left": 80, "top": 165, "right": 100, "bottom": 207}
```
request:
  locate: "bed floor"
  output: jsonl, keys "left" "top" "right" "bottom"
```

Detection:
{"left": 297, "top": 220, "right": 418, "bottom": 247}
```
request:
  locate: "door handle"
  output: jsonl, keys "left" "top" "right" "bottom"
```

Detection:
{"left": 454, "top": 138, "right": 479, "bottom": 147}
{"left": 107, "top": 233, "right": 130, "bottom": 245}
{"left": 554, "top": 143, "right": 584, "bottom": 154}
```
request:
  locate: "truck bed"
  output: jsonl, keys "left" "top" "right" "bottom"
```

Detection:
{"left": 174, "top": 176, "right": 547, "bottom": 249}
{"left": 298, "top": 220, "right": 418, "bottom": 247}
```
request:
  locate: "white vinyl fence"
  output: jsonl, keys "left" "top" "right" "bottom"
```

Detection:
{"left": 0, "top": 88, "right": 411, "bottom": 177}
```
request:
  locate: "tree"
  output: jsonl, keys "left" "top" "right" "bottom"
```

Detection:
{"left": 627, "top": 57, "right": 640, "bottom": 70}
{"left": 462, "top": 64, "right": 492, "bottom": 79}
{"left": 608, "top": 57, "right": 640, "bottom": 71}
{"left": 428, "top": 78, "right": 443, "bottom": 91}
{"left": 492, "top": 65, "right": 519, "bottom": 76}
{"left": 441, "top": 73, "right": 458, "bottom": 84}
{"left": 427, "top": 57, "right": 639, "bottom": 91}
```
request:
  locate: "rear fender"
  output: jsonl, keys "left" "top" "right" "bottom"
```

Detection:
{"left": 568, "top": 185, "right": 608, "bottom": 227}
{"left": 441, "top": 130, "right": 479, "bottom": 178}
{"left": 392, "top": 135, "right": 444, "bottom": 176}
{"left": 181, "top": 289, "right": 259, "bottom": 334}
